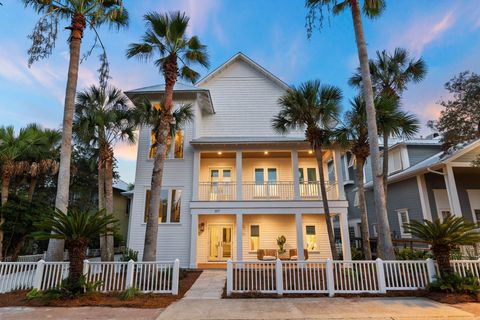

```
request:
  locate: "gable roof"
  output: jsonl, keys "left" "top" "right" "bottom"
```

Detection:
{"left": 365, "top": 138, "right": 480, "bottom": 188}
{"left": 196, "top": 52, "right": 290, "bottom": 90}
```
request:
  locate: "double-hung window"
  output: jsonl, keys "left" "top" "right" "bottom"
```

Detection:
{"left": 144, "top": 188, "right": 183, "bottom": 223}
{"left": 397, "top": 209, "right": 411, "bottom": 238}
{"left": 305, "top": 225, "right": 317, "bottom": 250}
{"left": 250, "top": 225, "right": 260, "bottom": 251}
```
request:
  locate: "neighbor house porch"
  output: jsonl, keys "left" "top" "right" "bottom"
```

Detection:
{"left": 190, "top": 212, "right": 351, "bottom": 269}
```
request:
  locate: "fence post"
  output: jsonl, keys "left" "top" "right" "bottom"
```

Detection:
{"left": 426, "top": 258, "right": 436, "bottom": 283}
{"left": 326, "top": 259, "right": 335, "bottom": 297}
{"left": 226, "top": 259, "right": 233, "bottom": 296}
{"left": 83, "top": 260, "right": 89, "bottom": 276}
{"left": 125, "top": 259, "right": 135, "bottom": 289}
{"left": 172, "top": 259, "right": 180, "bottom": 295}
{"left": 275, "top": 259, "right": 283, "bottom": 296}
{"left": 376, "top": 258, "right": 386, "bottom": 294}
{"left": 33, "top": 259, "right": 45, "bottom": 290}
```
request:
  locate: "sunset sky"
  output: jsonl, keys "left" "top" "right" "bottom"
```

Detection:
{"left": 1, "top": 0, "right": 480, "bottom": 183}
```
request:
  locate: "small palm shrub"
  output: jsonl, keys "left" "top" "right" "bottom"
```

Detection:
{"left": 120, "top": 287, "right": 142, "bottom": 300}
{"left": 277, "top": 235, "right": 286, "bottom": 254}
{"left": 34, "top": 208, "right": 117, "bottom": 292}
{"left": 121, "top": 248, "right": 139, "bottom": 262}
{"left": 404, "top": 216, "right": 480, "bottom": 275}
{"left": 428, "top": 271, "right": 480, "bottom": 295}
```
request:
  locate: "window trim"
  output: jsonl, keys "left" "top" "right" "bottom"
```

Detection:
{"left": 143, "top": 186, "right": 183, "bottom": 225}
{"left": 249, "top": 224, "right": 260, "bottom": 252}
{"left": 396, "top": 208, "right": 411, "bottom": 238}
{"left": 304, "top": 224, "right": 319, "bottom": 252}
{"left": 253, "top": 167, "right": 278, "bottom": 183}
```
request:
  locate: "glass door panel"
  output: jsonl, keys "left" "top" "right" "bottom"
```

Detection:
{"left": 208, "top": 226, "right": 232, "bottom": 261}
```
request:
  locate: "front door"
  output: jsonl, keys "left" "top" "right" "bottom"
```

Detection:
{"left": 208, "top": 225, "right": 233, "bottom": 261}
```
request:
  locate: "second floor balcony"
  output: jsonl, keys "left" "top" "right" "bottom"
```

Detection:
{"left": 192, "top": 149, "right": 346, "bottom": 202}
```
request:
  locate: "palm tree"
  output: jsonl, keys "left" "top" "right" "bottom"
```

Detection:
{"left": 349, "top": 48, "right": 426, "bottom": 196}
{"left": 34, "top": 208, "right": 117, "bottom": 290}
{"left": 74, "top": 85, "right": 136, "bottom": 261}
{"left": 404, "top": 216, "right": 480, "bottom": 275}
{"left": 24, "top": 124, "right": 61, "bottom": 202}
{"left": 306, "top": 0, "right": 394, "bottom": 259}
{"left": 23, "top": 0, "right": 128, "bottom": 261}
{"left": 0, "top": 126, "right": 39, "bottom": 260}
{"left": 126, "top": 11, "right": 209, "bottom": 261}
{"left": 273, "top": 80, "right": 342, "bottom": 260}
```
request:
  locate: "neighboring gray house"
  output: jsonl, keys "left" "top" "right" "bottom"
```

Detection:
{"left": 346, "top": 136, "right": 480, "bottom": 243}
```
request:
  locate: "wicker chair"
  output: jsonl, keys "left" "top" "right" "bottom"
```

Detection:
{"left": 289, "top": 249, "right": 309, "bottom": 260}
{"left": 257, "top": 249, "right": 277, "bottom": 261}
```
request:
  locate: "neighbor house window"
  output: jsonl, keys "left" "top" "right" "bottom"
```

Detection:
{"left": 144, "top": 188, "right": 182, "bottom": 223}
{"left": 372, "top": 224, "right": 378, "bottom": 237}
{"left": 305, "top": 225, "right": 317, "bottom": 250}
{"left": 250, "top": 225, "right": 259, "bottom": 251}
{"left": 441, "top": 210, "right": 451, "bottom": 221}
{"left": 397, "top": 209, "right": 411, "bottom": 238}
{"left": 149, "top": 130, "right": 184, "bottom": 159}
{"left": 388, "top": 149, "right": 402, "bottom": 174}
{"left": 475, "top": 210, "right": 480, "bottom": 228}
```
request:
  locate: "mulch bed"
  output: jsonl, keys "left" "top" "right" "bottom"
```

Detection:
{"left": 0, "top": 270, "right": 202, "bottom": 308}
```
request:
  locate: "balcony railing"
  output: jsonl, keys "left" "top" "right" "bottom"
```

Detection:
{"left": 197, "top": 181, "right": 338, "bottom": 201}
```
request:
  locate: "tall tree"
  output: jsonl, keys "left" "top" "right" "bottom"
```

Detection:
{"left": 74, "top": 85, "right": 135, "bottom": 261}
{"left": 273, "top": 80, "right": 342, "bottom": 259}
{"left": 349, "top": 48, "right": 425, "bottom": 195}
{"left": 23, "top": 0, "right": 128, "bottom": 261}
{"left": 0, "top": 126, "right": 39, "bottom": 260}
{"left": 428, "top": 71, "right": 480, "bottom": 151}
{"left": 306, "top": 0, "right": 395, "bottom": 259}
{"left": 126, "top": 11, "right": 209, "bottom": 261}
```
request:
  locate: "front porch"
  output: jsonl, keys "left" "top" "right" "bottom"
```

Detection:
{"left": 190, "top": 212, "right": 351, "bottom": 268}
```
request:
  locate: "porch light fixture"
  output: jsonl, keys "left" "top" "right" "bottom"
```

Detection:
{"left": 217, "top": 151, "right": 222, "bottom": 155}
{"left": 264, "top": 151, "right": 269, "bottom": 155}
{"left": 199, "top": 222, "right": 205, "bottom": 232}
{"left": 308, "top": 150, "right": 313, "bottom": 154}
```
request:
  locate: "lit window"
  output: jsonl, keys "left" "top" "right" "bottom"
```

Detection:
{"left": 250, "top": 225, "right": 259, "bottom": 251}
{"left": 305, "top": 225, "right": 317, "bottom": 250}
{"left": 144, "top": 189, "right": 182, "bottom": 223}
{"left": 149, "top": 130, "right": 184, "bottom": 159}
{"left": 397, "top": 209, "right": 411, "bottom": 238}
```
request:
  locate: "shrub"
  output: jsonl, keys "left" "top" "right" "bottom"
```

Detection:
{"left": 121, "top": 248, "right": 139, "bottom": 262}
{"left": 449, "top": 249, "right": 463, "bottom": 260}
{"left": 120, "top": 287, "right": 142, "bottom": 300}
{"left": 395, "top": 248, "right": 432, "bottom": 260}
{"left": 26, "top": 288, "right": 43, "bottom": 300}
{"left": 428, "top": 271, "right": 480, "bottom": 295}
{"left": 350, "top": 246, "right": 365, "bottom": 260}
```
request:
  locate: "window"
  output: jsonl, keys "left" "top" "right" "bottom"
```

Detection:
{"left": 149, "top": 130, "right": 184, "bottom": 159}
{"left": 144, "top": 188, "right": 182, "bottom": 223}
{"left": 250, "top": 225, "right": 259, "bottom": 251}
{"left": 305, "top": 225, "right": 317, "bottom": 250}
{"left": 353, "top": 191, "right": 359, "bottom": 207}
{"left": 299, "top": 168, "right": 316, "bottom": 183}
{"left": 397, "top": 209, "right": 411, "bottom": 238}
{"left": 388, "top": 149, "right": 403, "bottom": 174}
{"left": 441, "top": 210, "right": 452, "bottom": 221}
{"left": 372, "top": 224, "right": 378, "bottom": 237}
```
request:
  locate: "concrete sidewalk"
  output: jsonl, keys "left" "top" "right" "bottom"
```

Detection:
{"left": 157, "top": 297, "right": 478, "bottom": 319}
{"left": 0, "top": 307, "right": 163, "bottom": 320}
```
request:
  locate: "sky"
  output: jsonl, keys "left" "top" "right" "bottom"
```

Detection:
{"left": 1, "top": 0, "right": 480, "bottom": 183}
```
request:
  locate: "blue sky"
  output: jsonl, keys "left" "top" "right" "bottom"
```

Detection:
{"left": 1, "top": 0, "right": 480, "bottom": 183}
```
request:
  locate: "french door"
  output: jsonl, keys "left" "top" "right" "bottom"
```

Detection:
{"left": 299, "top": 167, "right": 318, "bottom": 197}
{"left": 254, "top": 168, "right": 278, "bottom": 198}
{"left": 208, "top": 225, "right": 233, "bottom": 261}
{"left": 209, "top": 168, "right": 233, "bottom": 200}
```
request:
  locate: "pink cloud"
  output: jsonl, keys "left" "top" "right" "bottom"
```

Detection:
{"left": 114, "top": 139, "right": 138, "bottom": 161}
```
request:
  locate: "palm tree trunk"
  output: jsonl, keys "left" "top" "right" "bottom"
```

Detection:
{"left": 67, "top": 242, "right": 87, "bottom": 288}
{"left": 0, "top": 172, "right": 11, "bottom": 261}
{"left": 433, "top": 244, "right": 452, "bottom": 275}
{"left": 98, "top": 147, "right": 107, "bottom": 260}
{"left": 382, "top": 132, "right": 389, "bottom": 202}
{"left": 103, "top": 147, "right": 115, "bottom": 261}
{"left": 46, "top": 13, "right": 85, "bottom": 262}
{"left": 350, "top": 0, "right": 395, "bottom": 260}
{"left": 28, "top": 176, "right": 37, "bottom": 202}
{"left": 314, "top": 146, "right": 338, "bottom": 260}
{"left": 355, "top": 157, "right": 372, "bottom": 260}
{"left": 143, "top": 55, "right": 177, "bottom": 262}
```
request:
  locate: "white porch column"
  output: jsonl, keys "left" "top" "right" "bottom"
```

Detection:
{"left": 236, "top": 213, "right": 243, "bottom": 261}
{"left": 192, "top": 151, "right": 200, "bottom": 201}
{"left": 332, "top": 148, "right": 346, "bottom": 200}
{"left": 339, "top": 210, "right": 352, "bottom": 261}
{"left": 417, "top": 175, "right": 433, "bottom": 221}
{"left": 444, "top": 164, "right": 462, "bottom": 217}
{"left": 291, "top": 150, "right": 300, "bottom": 200}
{"left": 295, "top": 213, "right": 305, "bottom": 260}
{"left": 189, "top": 213, "right": 198, "bottom": 268}
{"left": 236, "top": 151, "right": 242, "bottom": 200}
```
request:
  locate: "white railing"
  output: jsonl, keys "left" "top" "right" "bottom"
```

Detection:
{"left": 0, "top": 262, "right": 38, "bottom": 293}
{"left": 243, "top": 182, "right": 295, "bottom": 200}
{"left": 300, "top": 181, "right": 338, "bottom": 200}
{"left": 3, "top": 253, "right": 46, "bottom": 263}
{"left": 0, "top": 259, "right": 180, "bottom": 295}
{"left": 451, "top": 260, "right": 480, "bottom": 278}
{"left": 198, "top": 182, "right": 236, "bottom": 201}
{"left": 227, "top": 258, "right": 475, "bottom": 297}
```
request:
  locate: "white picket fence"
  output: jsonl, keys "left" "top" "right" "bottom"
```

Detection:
{"left": 227, "top": 258, "right": 480, "bottom": 297}
{"left": 0, "top": 259, "right": 180, "bottom": 295}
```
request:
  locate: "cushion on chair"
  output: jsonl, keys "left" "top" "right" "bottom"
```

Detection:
{"left": 262, "top": 256, "right": 276, "bottom": 261}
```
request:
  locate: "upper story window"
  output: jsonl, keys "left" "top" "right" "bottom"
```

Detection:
{"left": 149, "top": 130, "right": 184, "bottom": 159}
{"left": 144, "top": 188, "right": 182, "bottom": 224}
{"left": 388, "top": 148, "right": 403, "bottom": 174}
{"left": 396, "top": 209, "right": 411, "bottom": 238}
{"left": 299, "top": 168, "right": 317, "bottom": 183}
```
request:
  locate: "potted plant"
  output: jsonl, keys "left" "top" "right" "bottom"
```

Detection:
{"left": 277, "top": 235, "right": 288, "bottom": 259}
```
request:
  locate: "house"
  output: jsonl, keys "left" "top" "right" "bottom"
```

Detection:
{"left": 124, "top": 53, "right": 352, "bottom": 268}
{"left": 346, "top": 136, "right": 480, "bottom": 243}
{"left": 113, "top": 179, "right": 132, "bottom": 244}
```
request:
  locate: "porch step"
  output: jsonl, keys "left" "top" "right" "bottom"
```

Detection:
{"left": 183, "top": 270, "right": 226, "bottom": 300}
